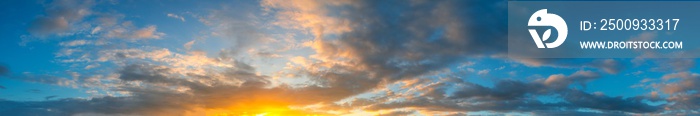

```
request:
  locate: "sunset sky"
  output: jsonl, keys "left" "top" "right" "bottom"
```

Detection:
{"left": 0, "top": 0, "right": 698, "bottom": 115}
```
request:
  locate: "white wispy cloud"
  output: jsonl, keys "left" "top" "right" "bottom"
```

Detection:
{"left": 167, "top": 13, "right": 186, "bottom": 22}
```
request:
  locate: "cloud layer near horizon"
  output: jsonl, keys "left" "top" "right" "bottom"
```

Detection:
{"left": 0, "top": 0, "right": 698, "bottom": 116}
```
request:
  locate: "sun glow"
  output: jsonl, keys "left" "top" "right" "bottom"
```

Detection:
{"left": 200, "top": 98, "right": 324, "bottom": 116}
{"left": 255, "top": 112, "right": 268, "bottom": 116}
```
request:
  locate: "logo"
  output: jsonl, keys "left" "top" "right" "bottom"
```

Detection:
{"left": 528, "top": 9, "right": 567, "bottom": 48}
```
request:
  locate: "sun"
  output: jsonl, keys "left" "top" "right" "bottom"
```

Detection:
{"left": 199, "top": 95, "right": 327, "bottom": 116}
{"left": 255, "top": 112, "right": 268, "bottom": 116}
{"left": 203, "top": 102, "right": 302, "bottom": 116}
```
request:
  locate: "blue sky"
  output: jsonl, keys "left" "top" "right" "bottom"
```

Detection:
{"left": 0, "top": 0, "right": 698, "bottom": 116}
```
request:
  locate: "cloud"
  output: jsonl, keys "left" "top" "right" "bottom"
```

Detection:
{"left": 183, "top": 40, "right": 195, "bottom": 50}
{"left": 0, "top": 95, "right": 194, "bottom": 116}
{"left": 59, "top": 40, "right": 90, "bottom": 47}
{"left": 562, "top": 90, "right": 660, "bottom": 113}
{"left": 651, "top": 58, "right": 696, "bottom": 72}
{"left": 44, "top": 95, "right": 58, "bottom": 100}
{"left": 249, "top": 49, "right": 282, "bottom": 58}
{"left": 5, "top": 0, "right": 689, "bottom": 115}
{"left": 28, "top": 16, "right": 70, "bottom": 35}
{"left": 0, "top": 64, "right": 8, "bottom": 76}
{"left": 543, "top": 70, "right": 600, "bottom": 89}
{"left": 167, "top": 13, "right": 185, "bottom": 22}
{"left": 105, "top": 25, "right": 165, "bottom": 40}
{"left": 587, "top": 59, "right": 625, "bottom": 74}
{"left": 23, "top": 0, "right": 166, "bottom": 48}
{"left": 87, "top": 14, "right": 158, "bottom": 40}
{"left": 132, "top": 25, "right": 165, "bottom": 39}
{"left": 630, "top": 71, "right": 700, "bottom": 114}
{"left": 28, "top": 0, "right": 94, "bottom": 35}
{"left": 0, "top": 60, "right": 368, "bottom": 115}
{"left": 477, "top": 69, "right": 490, "bottom": 75}
{"left": 511, "top": 58, "right": 626, "bottom": 74}
{"left": 1, "top": 42, "right": 384, "bottom": 114}
{"left": 84, "top": 64, "right": 100, "bottom": 70}
{"left": 198, "top": 6, "right": 266, "bottom": 55}
{"left": 381, "top": 110, "right": 415, "bottom": 116}
{"left": 367, "top": 71, "right": 661, "bottom": 114}
{"left": 659, "top": 72, "right": 700, "bottom": 94}
{"left": 263, "top": 0, "right": 509, "bottom": 85}
{"left": 1, "top": 72, "right": 76, "bottom": 87}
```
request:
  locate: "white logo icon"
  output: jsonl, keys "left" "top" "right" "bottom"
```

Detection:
{"left": 528, "top": 9, "right": 567, "bottom": 48}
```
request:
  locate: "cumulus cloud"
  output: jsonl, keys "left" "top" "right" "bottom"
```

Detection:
{"left": 263, "top": 0, "right": 509, "bottom": 85}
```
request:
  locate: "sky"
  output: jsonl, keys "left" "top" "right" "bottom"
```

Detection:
{"left": 0, "top": 0, "right": 699, "bottom": 116}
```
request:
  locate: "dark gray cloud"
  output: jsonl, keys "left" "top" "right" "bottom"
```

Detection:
{"left": 0, "top": 64, "right": 8, "bottom": 76}
{"left": 1, "top": 63, "right": 70, "bottom": 86}
{"left": 0, "top": 95, "right": 192, "bottom": 116}
{"left": 450, "top": 79, "right": 545, "bottom": 100}
{"left": 2, "top": 73, "right": 73, "bottom": 86}
{"left": 118, "top": 64, "right": 182, "bottom": 84}
{"left": 309, "top": 0, "right": 508, "bottom": 81}
{"left": 0, "top": 36, "right": 666, "bottom": 116}
{"left": 367, "top": 71, "right": 663, "bottom": 114}
{"left": 0, "top": 62, "right": 357, "bottom": 115}
{"left": 563, "top": 90, "right": 660, "bottom": 113}
{"left": 0, "top": 63, "right": 255, "bottom": 115}
{"left": 532, "top": 110, "right": 630, "bottom": 116}
{"left": 512, "top": 58, "right": 627, "bottom": 74}
{"left": 44, "top": 96, "right": 57, "bottom": 100}
{"left": 381, "top": 110, "right": 415, "bottom": 116}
